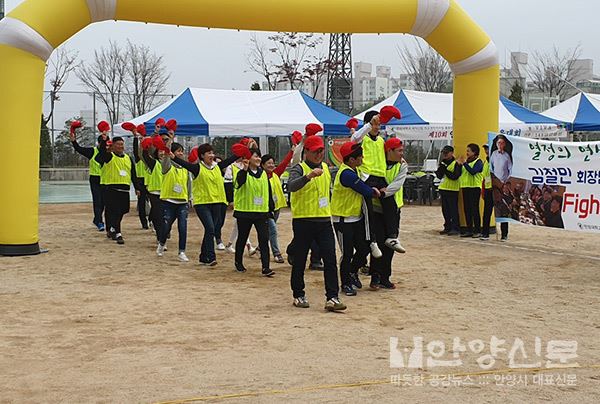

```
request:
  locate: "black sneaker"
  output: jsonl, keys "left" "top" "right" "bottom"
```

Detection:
{"left": 447, "top": 230, "right": 460, "bottom": 236}
{"left": 235, "top": 262, "right": 247, "bottom": 272}
{"left": 351, "top": 273, "right": 363, "bottom": 289}
{"left": 460, "top": 232, "right": 473, "bottom": 238}
{"left": 342, "top": 284, "right": 357, "bottom": 296}
{"left": 370, "top": 273, "right": 381, "bottom": 290}
{"left": 309, "top": 261, "right": 324, "bottom": 271}
{"left": 439, "top": 229, "right": 449, "bottom": 235}
{"left": 379, "top": 279, "right": 396, "bottom": 289}
{"left": 262, "top": 268, "right": 275, "bottom": 277}
{"left": 116, "top": 236, "right": 124, "bottom": 245}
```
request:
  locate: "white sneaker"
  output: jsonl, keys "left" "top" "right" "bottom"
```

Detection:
{"left": 178, "top": 251, "right": 189, "bottom": 262}
{"left": 370, "top": 242, "right": 383, "bottom": 258}
{"left": 385, "top": 238, "right": 406, "bottom": 253}
{"left": 216, "top": 242, "right": 226, "bottom": 251}
{"left": 156, "top": 243, "right": 165, "bottom": 257}
{"left": 247, "top": 245, "right": 258, "bottom": 256}
{"left": 225, "top": 243, "right": 235, "bottom": 253}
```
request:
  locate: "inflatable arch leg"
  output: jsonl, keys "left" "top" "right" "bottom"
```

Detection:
{"left": 0, "top": 0, "right": 498, "bottom": 255}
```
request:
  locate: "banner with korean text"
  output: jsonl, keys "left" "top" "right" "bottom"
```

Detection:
{"left": 488, "top": 133, "right": 600, "bottom": 233}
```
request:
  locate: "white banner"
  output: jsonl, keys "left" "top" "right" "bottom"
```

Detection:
{"left": 489, "top": 133, "right": 600, "bottom": 233}
{"left": 386, "top": 124, "right": 567, "bottom": 141}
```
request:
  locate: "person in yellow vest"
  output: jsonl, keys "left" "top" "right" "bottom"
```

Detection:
{"left": 69, "top": 120, "right": 108, "bottom": 232}
{"left": 458, "top": 144, "right": 484, "bottom": 238}
{"left": 156, "top": 142, "right": 192, "bottom": 262}
{"left": 234, "top": 148, "right": 275, "bottom": 276}
{"left": 351, "top": 109, "right": 405, "bottom": 253}
{"left": 370, "top": 138, "right": 409, "bottom": 289}
{"left": 287, "top": 135, "right": 346, "bottom": 311}
{"left": 331, "top": 141, "right": 379, "bottom": 296}
{"left": 128, "top": 123, "right": 150, "bottom": 230}
{"left": 260, "top": 145, "right": 294, "bottom": 264}
{"left": 435, "top": 146, "right": 463, "bottom": 236}
{"left": 224, "top": 137, "right": 258, "bottom": 255}
{"left": 95, "top": 135, "right": 138, "bottom": 244}
{"left": 173, "top": 143, "right": 249, "bottom": 266}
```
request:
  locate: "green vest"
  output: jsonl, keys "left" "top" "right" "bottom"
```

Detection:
{"left": 147, "top": 162, "right": 164, "bottom": 193}
{"left": 101, "top": 154, "right": 132, "bottom": 186}
{"left": 234, "top": 170, "right": 269, "bottom": 213}
{"left": 361, "top": 135, "right": 386, "bottom": 177}
{"left": 89, "top": 148, "right": 101, "bottom": 177}
{"left": 290, "top": 162, "right": 331, "bottom": 219}
{"left": 192, "top": 163, "right": 227, "bottom": 205}
{"left": 482, "top": 160, "right": 492, "bottom": 190}
{"left": 270, "top": 173, "right": 287, "bottom": 211}
{"left": 385, "top": 162, "right": 404, "bottom": 209}
{"left": 135, "top": 159, "right": 147, "bottom": 180}
{"left": 331, "top": 164, "right": 363, "bottom": 217}
{"left": 438, "top": 160, "right": 461, "bottom": 192}
{"left": 460, "top": 158, "right": 484, "bottom": 189}
{"left": 160, "top": 166, "right": 189, "bottom": 201}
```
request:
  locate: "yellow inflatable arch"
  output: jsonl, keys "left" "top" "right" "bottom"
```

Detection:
{"left": 0, "top": 0, "right": 498, "bottom": 255}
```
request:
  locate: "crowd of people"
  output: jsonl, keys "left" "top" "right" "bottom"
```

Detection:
{"left": 69, "top": 106, "right": 408, "bottom": 312}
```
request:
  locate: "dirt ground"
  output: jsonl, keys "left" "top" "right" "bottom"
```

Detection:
{"left": 1, "top": 202, "right": 600, "bottom": 403}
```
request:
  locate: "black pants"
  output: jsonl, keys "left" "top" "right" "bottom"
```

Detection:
{"left": 291, "top": 220, "right": 339, "bottom": 300}
{"left": 235, "top": 216, "right": 270, "bottom": 270}
{"left": 440, "top": 190, "right": 460, "bottom": 233}
{"left": 365, "top": 175, "right": 398, "bottom": 239}
{"left": 148, "top": 193, "right": 163, "bottom": 242}
{"left": 462, "top": 188, "right": 481, "bottom": 234}
{"left": 104, "top": 188, "right": 130, "bottom": 234}
{"left": 370, "top": 210, "right": 397, "bottom": 282}
{"left": 482, "top": 188, "right": 494, "bottom": 236}
{"left": 287, "top": 239, "right": 322, "bottom": 264}
{"left": 136, "top": 181, "right": 149, "bottom": 228}
{"left": 89, "top": 175, "right": 104, "bottom": 225}
{"left": 334, "top": 219, "right": 370, "bottom": 287}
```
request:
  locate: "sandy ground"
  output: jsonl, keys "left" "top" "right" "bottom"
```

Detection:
{"left": 1, "top": 202, "right": 600, "bottom": 403}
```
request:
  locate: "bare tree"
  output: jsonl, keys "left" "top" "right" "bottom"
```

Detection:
{"left": 529, "top": 45, "right": 583, "bottom": 101}
{"left": 122, "top": 40, "right": 170, "bottom": 117}
{"left": 397, "top": 38, "right": 452, "bottom": 93}
{"left": 44, "top": 48, "right": 79, "bottom": 126}
{"left": 246, "top": 34, "right": 281, "bottom": 91}
{"left": 76, "top": 41, "right": 127, "bottom": 126}
{"left": 246, "top": 33, "right": 330, "bottom": 95}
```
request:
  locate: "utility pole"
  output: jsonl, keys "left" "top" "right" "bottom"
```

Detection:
{"left": 326, "top": 34, "right": 354, "bottom": 115}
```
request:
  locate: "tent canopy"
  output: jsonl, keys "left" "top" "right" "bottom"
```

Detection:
{"left": 542, "top": 92, "right": 600, "bottom": 132}
{"left": 355, "top": 90, "right": 567, "bottom": 140}
{"left": 116, "top": 88, "right": 351, "bottom": 137}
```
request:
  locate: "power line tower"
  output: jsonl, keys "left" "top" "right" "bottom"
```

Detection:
{"left": 0, "top": 0, "right": 5, "bottom": 20}
{"left": 326, "top": 34, "right": 353, "bottom": 115}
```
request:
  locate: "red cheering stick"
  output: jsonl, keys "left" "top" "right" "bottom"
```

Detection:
{"left": 291, "top": 131, "right": 303, "bottom": 146}
{"left": 97, "top": 120, "right": 111, "bottom": 133}
{"left": 345, "top": 118, "right": 359, "bottom": 130}
{"left": 305, "top": 123, "right": 323, "bottom": 137}
{"left": 121, "top": 122, "right": 136, "bottom": 132}
{"left": 379, "top": 106, "right": 402, "bottom": 124}
{"left": 136, "top": 124, "right": 147, "bottom": 136}
{"left": 188, "top": 146, "right": 199, "bottom": 163}
{"left": 231, "top": 143, "right": 252, "bottom": 160}
{"left": 141, "top": 137, "right": 153, "bottom": 150}
{"left": 152, "top": 135, "right": 170, "bottom": 152}
{"left": 70, "top": 120, "right": 83, "bottom": 134}
{"left": 165, "top": 119, "right": 178, "bottom": 132}
{"left": 155, "top": 118, "right": 166, "bottom": 128}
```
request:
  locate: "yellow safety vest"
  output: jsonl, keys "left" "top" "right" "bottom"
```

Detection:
{"left": 135, "top": 159, "right": 147, "bottom": 180}
{"left": 147, "top": 162, "right": 164, "bottom": 193}
{"left": 460, "top": 158, "right": 484, "bottom": 189}
{"left": 482, "top": 160, "right": 492, "bottom": 190}
{"left": 160, "top": 166, "right": 189, "bottom": 201}
{"left": 385, "top": 162, "right": 404, "bottom": 209}
{"left": 231, "top": 164, "right": 241, "bottom": 192}
{"left": 192, "top": 163, "right": 227, "bottom": 205}
{"left": 290, "top": 162, "right": 331, "bottom": 219}
{"left": 361, "top": 135, "right": 386, "bottom": 177}
{"left": 234, "top": 170, "right": 269, "bottom": 213}
{"left": 101, "top": 153, "right": 132, "bottom": 185}
{"left": 270, "top": 173, "right": 287, "bottom": 211}
{"left": 331, "top": 164, "right": 363, "bottom": 217}
{"left": 438, "top": 160, "right": 461, "bottom": 192}
{"left": 89, "top": 147, "right": 101, "bottom": 177}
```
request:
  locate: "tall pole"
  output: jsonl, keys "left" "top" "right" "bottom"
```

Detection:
{"left": 326, "top": 34, "right": 353, "bottom": 115}
{"left": 0, "top": 0, "right": 5, "bottom": 20}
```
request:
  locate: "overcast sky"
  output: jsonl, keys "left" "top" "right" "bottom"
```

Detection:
{"left": 4, "top": 0, "right": 594, "bottom": 123}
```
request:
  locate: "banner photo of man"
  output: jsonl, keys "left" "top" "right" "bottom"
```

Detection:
{"left": 488, "top": 133, "right": 600, "bottom": 233}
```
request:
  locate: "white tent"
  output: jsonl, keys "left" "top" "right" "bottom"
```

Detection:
{"left": 355, "top": 90, "right": 568, "bottom": 140}
{"left": 115, "top": 87, "right": 351, "bottom": 137}
{"left": 542, "top": 92, "right": 600, "bottom": 132}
